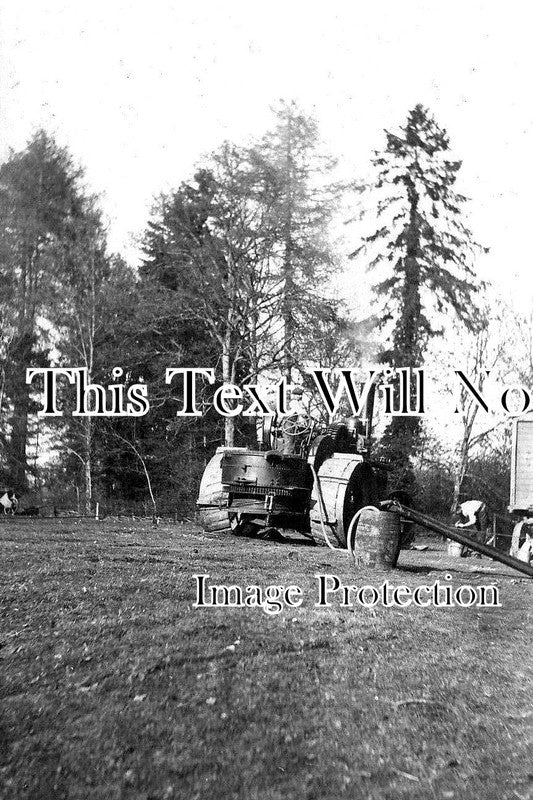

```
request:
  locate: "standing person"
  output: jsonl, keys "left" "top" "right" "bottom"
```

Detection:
{"left": 454, "top": 499, "right": 488, "bottom": 557}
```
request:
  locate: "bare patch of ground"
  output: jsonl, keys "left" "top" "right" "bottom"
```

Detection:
{"left": 1, "top": 518, "right": 532, "bottom": 799}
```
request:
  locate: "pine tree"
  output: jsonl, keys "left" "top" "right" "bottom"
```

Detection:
{"left": 141, "top": 144, "right": 280, "bottom": 447}
{"left": 51, "top": 209, "right": 122, "bottom": 513}
{"left": 358, "top": 104, "right": 483, "bottom": 365}
{"left": 0, "top": 131, "right": 87, "bottom": 489}
{"left": 354, "top": 105, "right": 485, "bottom": 487}
{"left": 255, "top": 101, "right": 342, "bottom": 380}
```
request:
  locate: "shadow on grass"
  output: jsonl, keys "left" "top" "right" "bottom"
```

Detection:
{"left": 397, "top": 562, "right": 512, "bottom": 579}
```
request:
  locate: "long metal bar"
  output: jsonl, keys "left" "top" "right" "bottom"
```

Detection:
{"left": 382, "top": 501, "right": 533, "bottom": 579}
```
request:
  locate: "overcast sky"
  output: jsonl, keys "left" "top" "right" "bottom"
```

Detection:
{"left": 1, "top": 0, "right": 531, "bottom": 306}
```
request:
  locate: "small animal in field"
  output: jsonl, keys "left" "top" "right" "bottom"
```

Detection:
{"left": 516, "top": 534, "right": 533, "bottom": 564}
{"left": 0, "top": 490, "right": 18, "bottom": 515}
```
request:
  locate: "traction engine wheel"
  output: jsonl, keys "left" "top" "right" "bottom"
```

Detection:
{"left": 310, "top": 457, "right": 379, "bottom": 547}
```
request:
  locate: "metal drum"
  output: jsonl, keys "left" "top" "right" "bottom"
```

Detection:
{"left": 447, "top": 540, "right": 463, "bottom": 557}
{"left": 351, "top": 508, "right": 401, "bottom": 568}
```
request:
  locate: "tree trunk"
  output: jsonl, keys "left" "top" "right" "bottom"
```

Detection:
{"left": 9, "top": 333, "right": 34, "bottom": 491}
{"left": 385, "top": 176, "right": 423, "bottom": 468}
{"left": 84, "top": 417, "right": 92, "bottom": 514}
{"left": 402, "top": 177, "right": 422, "bottom": 366}
{"left": 10, "top": 390, "right": 29, "bottom": 490}
{"left": 451, "top": 437, "right": 469, "bottom": 513}
{"left": 282, "top": 260, "right": 294, "bottom": 382}
{"left": 282, "top": 109, "right": 294, "bottom": 382}
{"left": 222, "top": 333, "right": 234, "bottom": 447}
{"left": 451, "top": 372, "right": 483, "bottom": 514}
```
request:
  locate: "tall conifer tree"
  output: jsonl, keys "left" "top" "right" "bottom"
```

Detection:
{"left": 256, "top": 101, "right": 342, "bottom": 381}
{"left": 355, "top": 105, "right": 485, "bottom": 485}
{"left": 0, "top": 131, "right": 87, "bottom": 488}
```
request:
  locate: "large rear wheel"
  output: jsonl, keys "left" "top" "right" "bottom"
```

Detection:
{"left": 309, "top": 456, "right": 378, "bottom": 547}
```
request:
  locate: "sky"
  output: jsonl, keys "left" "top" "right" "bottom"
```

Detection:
{"left": 1, "top": 0, "right": 532, "bottom": 306}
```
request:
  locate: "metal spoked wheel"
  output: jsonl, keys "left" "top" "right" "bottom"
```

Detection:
{"left": 280, "top": 414, "right": 313, "bottom": 437}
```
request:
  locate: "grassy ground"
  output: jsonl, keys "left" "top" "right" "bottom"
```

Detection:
{"left": 1, "top": 518, "right": 532, "bottom": 800}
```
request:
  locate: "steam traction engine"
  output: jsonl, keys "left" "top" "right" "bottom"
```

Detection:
{"left": 197, "top": 382, "right": 401, "bottom": 546}
{"left": 197, "top": 396, "right": 533, "bottom": 575}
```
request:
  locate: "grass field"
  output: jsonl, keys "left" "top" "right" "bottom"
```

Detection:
{"left": 1, "top": 518, "right": 532, "bottom": 800}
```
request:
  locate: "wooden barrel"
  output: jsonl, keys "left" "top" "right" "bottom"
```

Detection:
{"left": 351, "top": 508, "right": 400, "bottom": 568}
{"left": 309, "top": 454, "right": 368, "bottom": 547}
{"left": 196, "top": 447, "right": 247, "bottom": 532}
